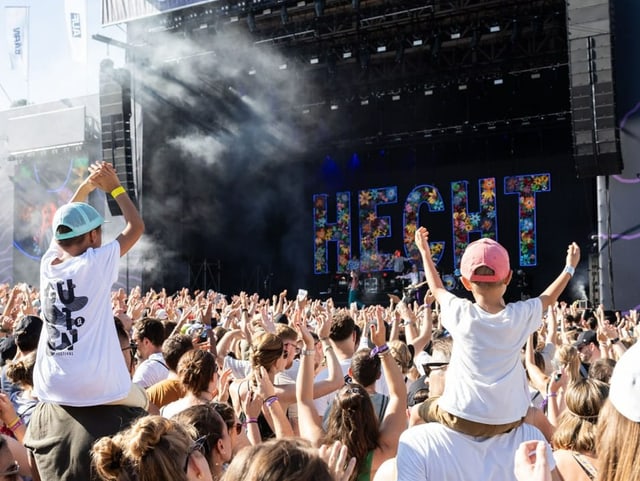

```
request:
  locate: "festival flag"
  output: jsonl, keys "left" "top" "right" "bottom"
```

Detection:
{"left": 64, "top": 0, "right": 87, "bottom": 63}
{"left": 5, "top": 6, "right": 29, "bottom": 78}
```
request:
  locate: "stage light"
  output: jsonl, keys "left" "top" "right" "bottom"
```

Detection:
{"left": 458, "top": 84, "right": 467, "bottom": 91}
{"left": 531, "top": 72, "right": 541, "bottom": 79}
{"left": 490, "top": 25, "right": 500, "bottom": 33}
{"left": 330, "top": 103, "right": 339, "bottom": 110}
{"left": 392, "top": 94, "right": 401, "bottom": 101}
{"left": 493, "top": 78, "right": 503, "bottom": 85}
{"left": 343, "top": 51, "right": 352, "bottom": 59}
{"left": 451, "top": 32, "right": 461, "bottom": 40}
{"left": 310, "top": 57, "right": 319, "bottom": 64}
{"left": 248, "top": 68, "right": 256, "bottom": 75}
{"left": 412, "top": 38, "right": 423, "bottom": 46}
{"left": 279, "top": 63, "right": 287, "bottom": 70}
{"left": 376, "top": 45, "right": 387, "bottom": 53}
{"left": 360, "top": 98, "right": 369, "bottom": 105}
{"left": 424, "top": 88, "right": 433, "bottom": 96}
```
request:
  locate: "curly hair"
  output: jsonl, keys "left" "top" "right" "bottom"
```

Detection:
{"left": 552, "top": 378, "right": 609, "bottom": 453}
{"left": 92, "top": 415, "right": 196, "bottom": 481}
{"left": 222, "top": 438, "right": 332, "bottom": 481}
{"left": 177, "top": 349, "right": 217, "bottom": 394}
{"left": 6, "top": 351, "right": 36, "bottom": 388}
{"left": 323, "top": 383, "right": 379, "bottom": 481}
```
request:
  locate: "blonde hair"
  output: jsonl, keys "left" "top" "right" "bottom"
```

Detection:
{"left": 551, "top": 378, "right": 609, "bottom": 453}
{"left": 388, "top": 340, "right": 412, "bottom": 374}
{"left": 92, "top": 415, "right": 196, "bottom": 481}
{"left": 596, "top": 400, "right": 640, "bottom": 481}
{"left": 555, "top": 344, "right": 581, "bottom": 384}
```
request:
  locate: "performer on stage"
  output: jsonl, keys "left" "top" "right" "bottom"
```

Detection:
{"left": 397, "top": 264, "right": 426, "bottom": 302}
{"left": 348, "top": 270, "right": 364, "bottom": 308}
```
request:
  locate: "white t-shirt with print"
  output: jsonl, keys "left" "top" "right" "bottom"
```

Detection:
{"left": 34, "top": 240, "right": 131, "bottom": 406}
{"left": 438, "top": 293, "right": 543, "bottom": 424}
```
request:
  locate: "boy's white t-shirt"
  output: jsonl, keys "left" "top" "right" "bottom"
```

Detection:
{"left": 438, "top": 292, "right": 543, "bottom": 424}
{"left": 34, "top": 240, "right": 132, "bottom": 406}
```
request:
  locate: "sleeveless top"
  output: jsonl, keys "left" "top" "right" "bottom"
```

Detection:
{"left": 357, "top": 450, "right": 374, "bottom": 481}
{"left": 572, "top": 452, "right": 597, "bottom": 480}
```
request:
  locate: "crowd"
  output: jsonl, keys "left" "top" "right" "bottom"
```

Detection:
{"left": 0, "top": 163, "right": 638, "bottom": 481}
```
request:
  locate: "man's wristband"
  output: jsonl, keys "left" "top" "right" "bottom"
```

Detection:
{"left": 563, "top": 265, "right": 575, "bottom": 277}
{"left": 110, "top": 186, "right": 126, "bottom": 199}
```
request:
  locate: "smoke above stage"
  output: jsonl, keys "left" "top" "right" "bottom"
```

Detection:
{"left": 129, "top": 27, "right": 317, "bottom": 293}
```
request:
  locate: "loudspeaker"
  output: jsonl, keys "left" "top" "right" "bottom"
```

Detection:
{"left": 566, "top": 0, "right": 623, "bottom": 178}
{"left": 99, "top": 59, "right": 138, "bottom": 215}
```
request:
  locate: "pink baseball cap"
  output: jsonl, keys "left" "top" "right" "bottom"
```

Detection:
{"left": 460, "top": 238, "right": 510, "bottom": 282}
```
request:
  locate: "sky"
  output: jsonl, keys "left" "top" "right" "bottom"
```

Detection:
{"left": 0, "top": 0, "right": 126, "bottom": 110}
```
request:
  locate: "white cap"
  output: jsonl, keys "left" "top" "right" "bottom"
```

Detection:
{"left": 609, "top": 342, "right": 640, "bottom": 422}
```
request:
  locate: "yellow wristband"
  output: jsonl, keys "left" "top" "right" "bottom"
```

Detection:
{"left": 111, "top": 186, "right": 126, "bottom": 199}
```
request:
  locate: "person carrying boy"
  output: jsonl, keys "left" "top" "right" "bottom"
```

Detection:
{"left": 25, "top": 161, "right": 148, "bottom": 481}
{"left": 414, "top": 227, "right": 579, "bottom": 436}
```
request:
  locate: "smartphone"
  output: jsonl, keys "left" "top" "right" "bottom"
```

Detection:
{"left": 297, "top": 289, "right": 308, "bottom": 302}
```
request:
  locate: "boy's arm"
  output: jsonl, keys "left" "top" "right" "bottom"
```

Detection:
{"left": 69, "top": 175, "right": 97, "bottom": 203}
{"left": 90, "top": 162, "right": 144, "bottom": 257}
{"left": 538, "top": 243, "right": 580, "bottom": 311}
{"left": 414, "top": 227, "right": 448, "bottom": 304}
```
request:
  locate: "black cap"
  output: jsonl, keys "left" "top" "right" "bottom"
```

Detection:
{"left": 573, "top": 330, "right": 597, "bottom": 348}
{"left": 0, "top": 336, "right": 16, "bottom": 366}
{"left": 13, "top": 315, "right": 43, "bottom": 351}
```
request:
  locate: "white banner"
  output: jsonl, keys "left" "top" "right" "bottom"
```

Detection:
{"left": 5, "top": 6, "right": 29, "bottom": 78}
{"left": 64, "top": 0, "right": 87, "bottom": 63}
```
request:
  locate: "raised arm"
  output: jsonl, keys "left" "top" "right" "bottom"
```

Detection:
{"left": 372, "top": 306, "right": 407, "bottom": 453}
{"left": 538, "top": 243, "right": 580, "bottom": 311}
{"left": 254, "top": 367, "right": 294, "bottom": 438}
{"left": 89, "top": 161, "right": 144, "bottom": 257}
{"left": 415, "top": 227, "right": 448, "bottom": 304}
{"left": 295, "top": 319, "right": 326, "bottom": 446}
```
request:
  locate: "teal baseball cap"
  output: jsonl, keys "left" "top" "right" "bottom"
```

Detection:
{"left": 52, "top": 202, "right": 104, "bottom": 240}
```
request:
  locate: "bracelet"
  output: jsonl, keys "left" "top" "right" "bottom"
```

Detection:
{"left": 323, "top": 345, "right": 334, "bottom": 354}
{"left": 7, "top": 416, "right": 23, "bottom": 431}
{"left": 245, "top": 417, "right": 258, "bottom": 424}
{"left": 370, "top": 344, "right": 389, "bottom": 357}
{"left": 110, "top": 186, "right": 126, "bottom": 199}
{"left": 378, "top": 350, "right": 392, "bottom": 358}
{"left": 610, "top": 338, "right": 620, "bottom": 345}
{"left": 300, "top": 349, "right": 315, "bottom": 356}
{"left": 563, "top": 265, "right": 575, "bottom": 277}
{"left": 264, "top": 395, "right": 278, "bottom": 407}
{"left": 319, "top": 336, "right": 330, "bottom": 342}
{"left": 546, "top": 392, "right": 557, "bottom": 398}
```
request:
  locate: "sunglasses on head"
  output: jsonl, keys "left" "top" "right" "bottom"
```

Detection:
{"left": 228, "top": 421, "right": 243, "bottom": 435}
{"left": 183, "top": 435, "right": 208, "bottom": 473}
{"left": 423, "top": 362, "right": 449, "bottom": 377}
